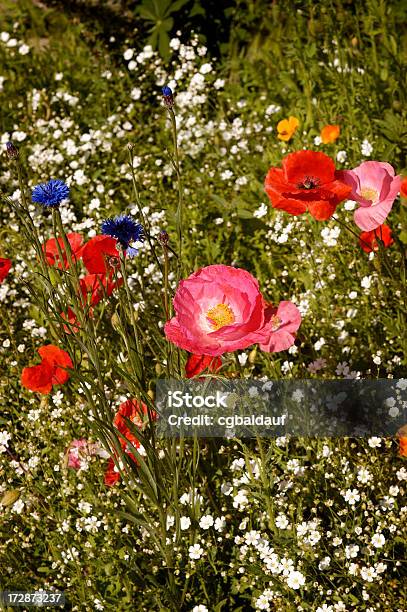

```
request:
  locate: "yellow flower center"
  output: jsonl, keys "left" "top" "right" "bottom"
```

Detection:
{"left": 206, "top": 303, "right": 235, "bottom": 330}
{"left": 270, "top": 314, "right": 282, "bottom": 331}
{"left": 360, "top": 187, "right": 378, "bottom": 204}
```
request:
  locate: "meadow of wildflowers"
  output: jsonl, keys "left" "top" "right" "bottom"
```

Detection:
{"left": 0, "top": 0, "right": 406, "bottom": 610}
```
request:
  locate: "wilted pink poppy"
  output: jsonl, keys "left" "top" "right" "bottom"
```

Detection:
{"left": 337, "top": 161, "right": 401, "bottom": 231}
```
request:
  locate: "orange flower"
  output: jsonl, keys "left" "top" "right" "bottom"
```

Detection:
{"left": 320, "top": 124, "right": 340, "bottom": 144}
{"left": 397, "top": 424, "right": 407, "bottom": 457}
{"left": 400, "top": 177, "right": 407, "bottom": 199}
{"left": 277, "top": 116, "right": 299, "bottom": 141}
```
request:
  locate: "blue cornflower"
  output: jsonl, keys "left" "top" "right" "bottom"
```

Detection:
{"left": 162, "top": 86, "right": 172, "bottom": 97}
{"left": 101, "top": 214, "right": 144, "bottom": 257}
{"left": 32, "top": 179, "right": 70, "bottom": 208}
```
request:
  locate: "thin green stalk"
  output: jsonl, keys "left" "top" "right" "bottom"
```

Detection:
{"left": 128, "top": 146, "right": 163, "bottom": 273}
{"left": 168, "top": 108, "right": 183, "bottom": 279}
{"left": 118, "top": 251, "right": 145, "bottom": 385}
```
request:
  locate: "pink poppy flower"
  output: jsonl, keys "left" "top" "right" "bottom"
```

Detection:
{"left": 256, "top": 301, "right": 302, "bottom": 353}
{"left": 337, "top": 161, "right": 401, "bottom": 231}
{"left": 66, "top": 439, "right": 108, "bottom": 470}
{"left": 164, "top": 265, "right": 301, "bottom": 356}
{"left": 67, "top": 439, "right": 90, "bottom": 470}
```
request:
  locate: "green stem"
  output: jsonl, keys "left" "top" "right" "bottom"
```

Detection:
{"left": 128, "top": 147, "right": 163, "bottom": 273}
{"left": 119, "top": 251, "right": 145, "bottom": 385}
{"left": 168, "top": 108, "right": 183, "bottom": 280}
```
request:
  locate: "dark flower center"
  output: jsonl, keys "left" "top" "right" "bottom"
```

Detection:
{"left": 298, "top": 175, "right": 320, "bottom": 189}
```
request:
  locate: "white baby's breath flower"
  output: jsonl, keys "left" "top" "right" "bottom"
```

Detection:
{"left": 189, "top": 544, "right": 203, "bottom": 560}
{"left": 286, "top": 570, "right": 305, "bottom": 590}
{"left": 371, "top": 533, "right": 385, "bottom": 548}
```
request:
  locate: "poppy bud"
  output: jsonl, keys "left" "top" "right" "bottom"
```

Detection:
{"left": 0, "top": 490, "right": 20, "bottom": 507}
{"left": 158, "top": 230, "right": 169, "bottom": 245}
{"left": 6, "top": 141, "right": 19, "bottom": 159}
{"left": 162, "top": 85, "right": 174, "bottom": 108}
{"left": 248, "top": 347, "right": 257, "bottom": 364}
{"left": 111, "top": 312, "right": 121, "bottom": 331}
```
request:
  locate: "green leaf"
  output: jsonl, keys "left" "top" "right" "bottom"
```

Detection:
{"left": 399, "top": 231, "right": 407, "bottom": 244}
{"left": 172, "top": 0, "right": 191, "bottom": 11}
{"left": 158, "top": 29, "right": 171, "bottom": 59}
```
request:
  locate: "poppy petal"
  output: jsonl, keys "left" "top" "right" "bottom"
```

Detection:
{"left": 21, "top": 361, "right": 54, "bottom": 394}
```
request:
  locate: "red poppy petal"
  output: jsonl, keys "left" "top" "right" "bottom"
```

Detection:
{"left": 328, "top": 179, "right": 352, "bottom": 203}
{"left": 269, "top": 197, "right": 308, "bottom": 215}
{"left": 104, "top": 458, "right": 121, "bottom": 486}
{"left": 52, "top": 366, "right": 71, "bottom": 386}
{"left": 282, "top": 150, "right": 336, "bottom": 185}
{"left": 0, "top": 258, "right": 12, "bottom": 283}
{"left": 43, "top": 233, "right": 83, "bottom": 269}
{"left": 185, "top": 354, "right": 222, "bottom": 378}
{"left": 38, "top": 344, "right": 73, "bottom": 369}
{"left": 81, "top": 236, "right": 119, "bottom": 274}
{"left": 21, "top": 362, "right": 54, "bottom": 394}
{"left": 307, "top": 200, "right": 337, "bottom": 221}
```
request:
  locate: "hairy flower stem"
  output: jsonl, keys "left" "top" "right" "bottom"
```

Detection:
{"left": 128, "top": 147, "right": 163, "bottom": 273}
{"left": 118, "top": 252, "right": 145, "bottom": 385}
{"left": 13, "top": 161, "right": 50, "bottom": 281}
{"left": 168, "top": 108, "right": 183, "bottom": 281}
{"left": 332, "top": 214, "right": 370, "bottom": 247}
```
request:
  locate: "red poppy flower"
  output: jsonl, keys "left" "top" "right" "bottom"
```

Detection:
{"left": 0, "top": 258, "right": 11, "bottom": 283}
{"left": 61, "top": 307, "right": 81, "bottom": 334}
{"left": 359, "top": 224, "right": 394, "bottom": 253}
{"left": 80, "top": 273, "right": 123, "bottom": 306}
{"left": 37, "top": 345, "right": 73, "bottom": 385}
{"left": 42, "top": 233, "right": 83, "bottom": 269}
{"left": 400, "top": 177, "right": 407, "bottom": 199}
{"left": 104, "top": 458, "right": 121, "bottom": 486}
{"left": 104, "top": 399, "right": 156, "bottom": 486}
{"left": 265, "top": 150, "right": 352, "bottom": 221}
{"left": 81, "top": 235, "right": 119, "bottom": 274}
{"left": 185, "top": 354, "right": 222, "bottom": 378}
{"left": 21, "top": 344, "right": 73, "bottom": 394}
{"left": 397, "top": 425, "right": 407, "bottom": 458}
{"left": 114, "top": 399, "right": 156, "bottom": 449}
{"left": 21, "top": 360, "right": 55, "bottom": 394}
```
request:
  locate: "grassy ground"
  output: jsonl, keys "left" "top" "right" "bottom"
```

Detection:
{"left": 0, "top": 0, "right": 406, "bottom": 610}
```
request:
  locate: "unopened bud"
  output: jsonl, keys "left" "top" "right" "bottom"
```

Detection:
{"left": 6, "top": 141, "right": 19, "bottom": 159}
{"left": 248, "top": 347, "right": 257, "bottom": 364}
{"left": 162, "top": 85, "right": 174, "bottom": 108}
{"left": 158, "top": 230, "right": 169, "bottom": 246}
{"left": 111, "top": 312, "right": 121, "bottom": 331}
{"left": 106, "top": 255, "right": 120, "bottom": 269}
